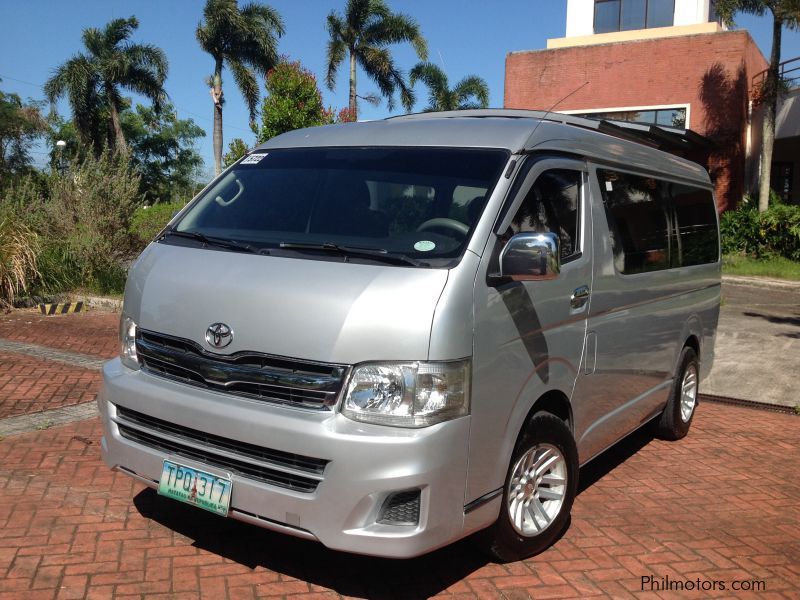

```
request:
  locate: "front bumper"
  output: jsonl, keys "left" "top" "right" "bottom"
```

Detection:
{"left": 98, "top": 358, "right": 471, "bottom": 558}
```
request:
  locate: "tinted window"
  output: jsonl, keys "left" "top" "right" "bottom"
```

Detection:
{"left": 510, "top": 170, "right": 581, "bottom": 260}
{"left": 647, "top": 0, "right": 675, "bottom": 28}
{"left": 598, "top": 170, "right": 669, "bottom": 274}
{"left": 594, "top": 0, "right": 621, "bottom": 33}
{"left": 173, "top": 147, "right": 508, "bottom": 265}
{"left": 669, "top": 183, "right": 718, "bottom": 266}
{"left": 594, "top": 0, "right": 674, "bottom": 33}
{"left": 621, "top": 0, "right": 646, "bottom": 30}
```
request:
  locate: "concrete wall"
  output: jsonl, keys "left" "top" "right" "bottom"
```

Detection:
{"left": 674, "top": 0, "right": 712, "bottom": 26}
{"left": 565, "top": 0, "right": 594, "bottom": 37}
{"left": 505, "top": 30, "right": 768, "bottom": 210}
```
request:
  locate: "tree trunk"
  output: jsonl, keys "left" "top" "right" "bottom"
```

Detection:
{"left": 757, "top": 16, "right": 782, "bottom": 213}
{"left": 107, "top": 90, "right": 127, "bottom": 154}
{"left": 211, "top": 59, "right": 224, "bottom": 176}
{"left": 349, "top": 49, "right": 357, "bottom": 117}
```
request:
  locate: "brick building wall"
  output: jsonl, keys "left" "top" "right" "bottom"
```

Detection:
{"left": 505, "top": 30, "right": 768, "bottom": 211}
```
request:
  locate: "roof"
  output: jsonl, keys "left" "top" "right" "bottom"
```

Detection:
{"left": 254, "top": 109, "right": 711, "bottom": 186}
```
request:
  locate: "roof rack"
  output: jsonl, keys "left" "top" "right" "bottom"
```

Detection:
{"left": 386, "top": 108, "right": 711, "bottom": 154}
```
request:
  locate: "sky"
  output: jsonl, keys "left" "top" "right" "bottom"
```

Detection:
{"left": 1, "top": 0, "right": 798, "bottom": 179}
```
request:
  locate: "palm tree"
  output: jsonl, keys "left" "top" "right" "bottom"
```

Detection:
{"left": 196, "top": 0, "right": 284, "bottom": 176}
{"left": 715, "top": 0, "right": 800, "bottom": 211}
{"left": 326, "top": 0, "right": 428, "bottom": 116}
{"left": 45, "top": 16, "right": 167, "bottom": 154}
{"left": 409, "top": 63, "right": 489, "bottom": 112}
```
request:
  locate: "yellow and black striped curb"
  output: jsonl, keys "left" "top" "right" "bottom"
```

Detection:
{"left": 38, "top": 301, "right": 84, "bottom": 316}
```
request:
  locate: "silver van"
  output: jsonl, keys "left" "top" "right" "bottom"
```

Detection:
{"left": 99, "top": 109, "right": 720, "bottom": 561}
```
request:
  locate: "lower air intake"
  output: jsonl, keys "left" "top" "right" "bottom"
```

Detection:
{"left": 377, "top": 490, "right": 421, "bottom": 526}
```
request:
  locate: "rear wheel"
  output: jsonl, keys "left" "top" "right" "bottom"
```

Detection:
{"left": 655, "top": 346, "right": 699, "bottom": 440}
{"left": 486, "top": 413, "right": 578, "bottom": 562}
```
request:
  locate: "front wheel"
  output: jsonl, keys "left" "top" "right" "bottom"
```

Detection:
{"left": 486, "top": 413, "right": 579, "bottom": 562}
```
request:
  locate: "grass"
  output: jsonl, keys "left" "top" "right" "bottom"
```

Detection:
{"left": 722, "top": 254, "right": 800, "bottom": 281}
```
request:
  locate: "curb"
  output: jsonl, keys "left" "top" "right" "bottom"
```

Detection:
{"left": 722, "top": 275, "right": 800, "bottom": 291}
{"left": 81, "top": 296, "right": 123, "bottom": 311}
{"left": 700, "top": 393, "right": 799, "bottom": 415}
{"left": 39, "top": 301, "right": 84, "bottom": 315}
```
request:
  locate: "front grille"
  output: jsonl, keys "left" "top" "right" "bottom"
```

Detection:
{"left": 135, "top": 329, "right": 347, "bottom": 410}
{"left": 115, "top": 406, "right": 328, "bottom": 493}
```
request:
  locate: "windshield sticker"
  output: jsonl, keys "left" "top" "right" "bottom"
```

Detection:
{"left": 605, "top": 181, "right": 613, "bottom": 192}
{"left": 240, "top": 153, "right": 268, "bottom": 165}
{"left": 414, "top": 240, "right": 436, "bottom": 252}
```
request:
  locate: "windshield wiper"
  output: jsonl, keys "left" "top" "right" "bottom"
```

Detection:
{"left": 160, "top": 229, "right": 267, "bottom": 255}
{"left": 278, "top": 242, "right": 423, "bottom": 267}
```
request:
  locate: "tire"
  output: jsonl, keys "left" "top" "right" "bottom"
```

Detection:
{"left": 486, "top": 412, "right": 579, "bottom": 562}
{"left": 655, "top": 346, "right": 699, "bottom": 441}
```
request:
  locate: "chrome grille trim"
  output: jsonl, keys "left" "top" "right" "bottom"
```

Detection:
{"left": 135, "top": 329, "right": 347, "bottom": 410}
{"left": 115, "top": 406, "right": 328, "bottom": 493}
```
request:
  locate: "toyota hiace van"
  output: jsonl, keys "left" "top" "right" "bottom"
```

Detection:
{"left": 99, "top": 109, "right": 720, "bottom": 561}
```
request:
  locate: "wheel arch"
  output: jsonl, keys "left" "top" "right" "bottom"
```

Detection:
{"left": 511, "top": 389, "right": 574, "bottom": 456}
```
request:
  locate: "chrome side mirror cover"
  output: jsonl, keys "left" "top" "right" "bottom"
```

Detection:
{"left": 499, "top": 232, "right": 560, "bottom": 281}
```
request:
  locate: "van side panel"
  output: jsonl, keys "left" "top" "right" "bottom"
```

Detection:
{"left": 572, "top": 165, "right": 720, "bottom": 464}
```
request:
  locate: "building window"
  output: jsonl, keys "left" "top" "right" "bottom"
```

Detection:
{"left": 594, "top": 0, "right": 675, "bottom": 34}
{"left": 771, "top": 162, "right": 793, "bottom": 203}
{"left": 574, "top": 107, "right": 687, "bottom": 129}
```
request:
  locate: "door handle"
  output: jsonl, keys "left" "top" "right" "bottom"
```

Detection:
{"left": 570, "top": 285, "right": 590, "bottom": 310}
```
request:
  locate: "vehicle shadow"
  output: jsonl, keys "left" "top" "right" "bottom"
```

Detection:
{"left": 577, "top": 424, "right": 655, "bottom": 494}
{"left": 133, "top": 426, "right": 656, "bottom": 596}
{"left": 134, "top": 488, "right": 488, "bottom": 598}
{"left": 742, "top": 311, "right": 800, "bottom": 328}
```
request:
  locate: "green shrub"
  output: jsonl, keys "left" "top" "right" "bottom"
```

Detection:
{"left": 130, "top": 201, "right": 184, "bottom": 249}
{"left": 42, "top": 150, "right": 141, "bottom": 294}
{"left": 0, "top": 216, "right": 40, "bottom": 307}
{"left": 721, "top": 200, "right": 800, "bottom": 261}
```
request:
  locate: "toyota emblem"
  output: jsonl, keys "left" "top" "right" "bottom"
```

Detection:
{"left": 205, "top": 322, "right": 233, "bottom": 349}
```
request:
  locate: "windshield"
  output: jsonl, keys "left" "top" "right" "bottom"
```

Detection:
{"left": 170, "top": 147, "right": 509, "bottom": 266}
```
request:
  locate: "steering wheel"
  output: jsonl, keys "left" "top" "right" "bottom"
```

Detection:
{"left": 416, "top": 218, "right": 469, "bottom": 238}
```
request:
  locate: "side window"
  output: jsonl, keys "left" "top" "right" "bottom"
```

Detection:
{"left": 598, "top": 169, "right": 669, "bottom": 274}
{"left": 509, "top": 169, "right": 581, "bottom": 260}
{"left": 669, "top": 183, "right": 719, "bottom": 266}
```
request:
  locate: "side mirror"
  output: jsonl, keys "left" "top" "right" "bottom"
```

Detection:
{"left": 499, "top": 232, "right": 560, "bottom": 281}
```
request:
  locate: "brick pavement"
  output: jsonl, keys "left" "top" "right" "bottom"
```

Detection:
{"left": 0, "top": 352, "right": 99, "bottom": 420}
{"left": 0, "top": 310, "right": 119, "bottom": 360}
{"left": 1, "top": 402, "right": 797, "bottom": 599}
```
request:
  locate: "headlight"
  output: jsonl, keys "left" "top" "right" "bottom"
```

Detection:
{"left": 342, "top": 360, "right": 470, "bottom": 427}
{"left": 120, "top": 314, "right": 140, "bottom": 370}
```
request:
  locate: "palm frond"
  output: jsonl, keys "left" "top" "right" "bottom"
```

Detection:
{"left": 453, "top": 75, "right": 489, "bottom": 109}
{"left": 240, "top": 2, "right": 285, "bottom": 36}
{"left": 103, "top": 16, "right": 139, "bottom": 48}
{"left": 358, "top": 46, "right": 414, "bottom": 111}
{"left": 228, "top": 58, "right": 259, "bottom": 126}
{"left": 347, "top": 0, "right": 373, "bottom": 34}
{"left": 409, "top": 62, "right": 447, "bottom": 92}
{"left": 362, "top": 13, "right": 427, "bottom": 60}
{"left": 326, "top": 36, "right": 347, "bottom": 91}
{"left": 125, "top": 43, "right": 169, "bottom": 84}
{"left": 81, "top": 27, "right": 105, "bottom": 57}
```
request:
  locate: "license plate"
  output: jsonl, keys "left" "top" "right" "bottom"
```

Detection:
{"left": 157, "top": 459, "right": 232, "bottom": 516}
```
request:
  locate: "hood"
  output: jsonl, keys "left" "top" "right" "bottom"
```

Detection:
{"left": 124, "top": 243, "right": 449, "bottom": 365}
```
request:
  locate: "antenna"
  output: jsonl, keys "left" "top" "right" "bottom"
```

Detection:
{"left": 528, "top": 80, "right": 590, "bottom": 140}
{"left": 437, "top": 49, "right": 447, "bottom": 75}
